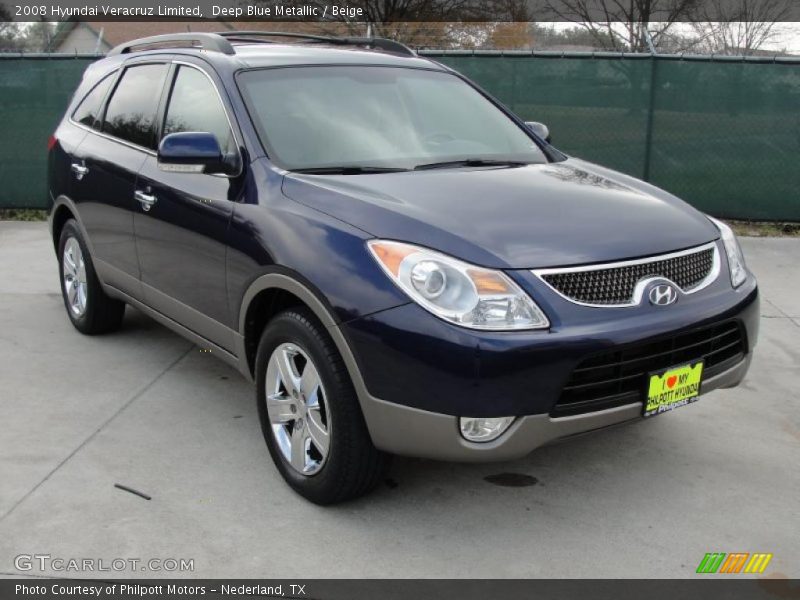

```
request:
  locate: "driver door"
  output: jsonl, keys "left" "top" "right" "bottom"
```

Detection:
{"left": 133, "top": 62, "right": 245, "bottom": 352}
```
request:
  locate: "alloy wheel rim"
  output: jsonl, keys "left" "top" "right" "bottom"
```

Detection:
{"left": 62, "top": 237, "right": 87, "bottom": 317}
{"left": 265, "top": 343, "right": 331, "bottom": 476}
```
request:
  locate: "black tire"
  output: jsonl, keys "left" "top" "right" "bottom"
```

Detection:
{"left": 57, "top": 219, "right": 125, "bottom": 335}
{"left": 255, "top": 307, "right": 390, "bottom": 504}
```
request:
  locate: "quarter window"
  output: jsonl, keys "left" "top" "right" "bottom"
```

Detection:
{"left": 163, "top": 66, "right": 235, "bottom": 155}
{"left": 102, "top": 64, "right": 169, "bottom": 150}
{"left": 72, "top": 73, "right": 115, "bottom": 129}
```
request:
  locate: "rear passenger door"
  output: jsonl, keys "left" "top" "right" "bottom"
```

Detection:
{"left": 134, "top": 62, "right": 244, "bottom": 351}
{"left": 72, "top": 62, "right": 169, "bottom": 297}
{"left": 54, "top": 70, "right": 115, "bottom": 210}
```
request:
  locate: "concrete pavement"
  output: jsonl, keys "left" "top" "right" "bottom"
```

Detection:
{"left": 0, "top": 221, "right": 798, "bottom": 578}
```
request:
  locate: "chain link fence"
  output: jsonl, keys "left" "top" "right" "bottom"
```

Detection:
{"left": 0, "top": 55, "right": 99, "bottom": 210}
{"left": 1, "top": 51, "right": 798, "bottom": 220}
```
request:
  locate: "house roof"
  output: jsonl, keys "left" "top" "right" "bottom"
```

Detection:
{"left": 50, "top": 20, "right": 236, "bottom": 52}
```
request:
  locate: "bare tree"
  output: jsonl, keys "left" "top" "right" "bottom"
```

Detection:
{"left": 529, "top": 22, "right": 617, "bottom": 49}
{"left": 273, "top": 0, "right": 530, "bottom": 46}
{"left": 538, "top": 0, "right": 698, "bottom": 52}
{"left": 689, "top": 0, "right": 791, "bottom": 55}
{"left": 333, "top": 0, "right": 529, "bottom": 34}
{"left": 485, "top": 22, "right": 532, "bottom": 49}
{"left": 0, "top": 4, "right": 24, "bottom": 51}
{"left": 25, "top": 20, "right": 54, "bottom": 51}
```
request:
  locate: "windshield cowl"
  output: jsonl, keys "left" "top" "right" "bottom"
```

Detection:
{"left": 292, "top": 166, "right": 411, "bottom": 175}
{"left": 413, "top": 158, "right": 531, "bottom": 171}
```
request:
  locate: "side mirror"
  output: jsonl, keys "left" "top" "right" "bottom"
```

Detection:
{"left": 525, "top": 121, "right": 551, "bottom": 144}
{"left": 158, "top": 132, "right": 232, "bottom": 175}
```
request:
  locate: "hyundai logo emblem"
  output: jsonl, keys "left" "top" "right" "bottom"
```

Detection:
{"left": 649, "top": 283, "right": 679, "bottom": 306}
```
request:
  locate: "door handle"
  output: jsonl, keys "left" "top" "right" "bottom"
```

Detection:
{"left": 70, "top": 163, "right": 89, "bottom": 180}
{"left": 134, "top": 190, "right": 157, "bottom": 212}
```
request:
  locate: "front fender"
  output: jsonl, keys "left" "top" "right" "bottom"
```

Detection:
{"left": 235, "top": 269, "right": 393, "bottom": 434}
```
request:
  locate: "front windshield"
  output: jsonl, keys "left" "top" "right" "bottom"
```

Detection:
{"left": 238, "top": 66, "right": 548, "bottom": 171}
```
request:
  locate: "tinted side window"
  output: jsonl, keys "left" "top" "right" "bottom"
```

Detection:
{"left": 163, "top": 66, "right": 235, "bottom": 155}
{"left": 102, "top": 64, "right": 168, "bottom": 149}
{"left": 72, "top": 73, "right": 115, "bottom": 129}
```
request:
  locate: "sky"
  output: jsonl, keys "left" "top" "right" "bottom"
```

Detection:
{"left": 676, "top": 21, "right": 800, "bottom": 53}
{"left": 735, "top": 22, "right": 800, "bottom": 53}
{"left": 549, "top": 21, "right": 800, "bottom": 54}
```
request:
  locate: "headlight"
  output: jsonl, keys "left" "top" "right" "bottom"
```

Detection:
{"left": 367, "top": 240, "right": 549, "bottom": 330}
{"left": 708, "top": 217, "right": 747, "bottom": 288}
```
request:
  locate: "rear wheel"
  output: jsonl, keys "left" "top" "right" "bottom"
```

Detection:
{"left": 255, "top": 308, "right": 390, "bottom": 504}
{"left": 58, "top": 220, "right": 125, "bottom": 334}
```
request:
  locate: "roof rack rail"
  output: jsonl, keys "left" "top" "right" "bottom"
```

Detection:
{"left": 107, "top": 33, "right": 235, "bottom": 56}
{"left": 339, "top": 36, "right": 416, "bottom": 57}
{"left": 216, "top": 31, "right": 416, "bottom": 57}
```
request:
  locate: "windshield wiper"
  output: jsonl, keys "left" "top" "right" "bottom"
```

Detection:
{"left": 414, "top": 158, "right": 530, "bottom": 171}
{"left": 292, "top": 166, "right": 410, "bottom": 175}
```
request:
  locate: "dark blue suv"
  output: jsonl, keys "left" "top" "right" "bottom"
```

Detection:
{"left": 48, "top": 32, "right": 759, "bottom": 504}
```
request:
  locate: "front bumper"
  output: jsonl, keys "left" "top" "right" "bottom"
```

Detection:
{"left": 358, "top": 353, "right": 751, "bottom": 462}
{"left": 340, "top": 261, "right": 759, "bottom": 461}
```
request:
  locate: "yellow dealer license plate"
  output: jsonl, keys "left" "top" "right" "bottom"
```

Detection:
{"left": 644, "top": 361, "right": 704, "bottom": 418}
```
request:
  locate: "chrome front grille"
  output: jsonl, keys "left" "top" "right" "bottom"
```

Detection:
{"left": 534, "top": 242, "right": 719, "bottom": 307}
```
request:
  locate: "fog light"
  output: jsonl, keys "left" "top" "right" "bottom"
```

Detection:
{"left": 459, "top": 416, "right": 515, "bottom": 443}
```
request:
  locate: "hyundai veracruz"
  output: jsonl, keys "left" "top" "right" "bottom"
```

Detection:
{"left": 47, "top": 32, "right": 759, "bottom": 504}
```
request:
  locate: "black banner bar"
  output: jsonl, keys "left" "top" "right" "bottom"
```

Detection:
{"left": 3, "top": 579, "right": 800, "bottom": 600}
{"left": 3, "top": 0, "right": 800, "bottom": 22}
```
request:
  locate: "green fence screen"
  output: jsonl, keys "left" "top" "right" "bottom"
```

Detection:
{"left": 428, "top": 52, "right": 800, "bottom": 221}
{"left": 1, "top": 52, "right": 799, "bottom": 220}
{"left": 0, "top": 56, "right": 96, "bottom": 210}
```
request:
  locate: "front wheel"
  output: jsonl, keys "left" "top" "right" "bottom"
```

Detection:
{"left": 255, "top": 308, "right": 390, "bottom": 504}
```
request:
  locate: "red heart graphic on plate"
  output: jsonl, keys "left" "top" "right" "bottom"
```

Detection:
{"left": 667, "top": 376, "right": 678, "bottom": 389}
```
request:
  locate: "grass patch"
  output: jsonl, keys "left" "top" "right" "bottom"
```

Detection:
{"left": 725, "top": 219, "right": 800, "bottom": 237}
{"left": 0, "top": 209, "right": 48, "bottom": 221}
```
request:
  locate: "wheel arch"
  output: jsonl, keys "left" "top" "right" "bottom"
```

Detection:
{"left": 51, "top": 203, "right": 76, "bottom": 250}
{"left": 50, "top": 196, "right": 95, "bottom": 256}
{"left": 239, "top": 268, "right": 353, "bottom": 379}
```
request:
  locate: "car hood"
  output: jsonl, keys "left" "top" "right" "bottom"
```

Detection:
{"left": 281, "top": 158, "right": 719, "bottom": 269}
